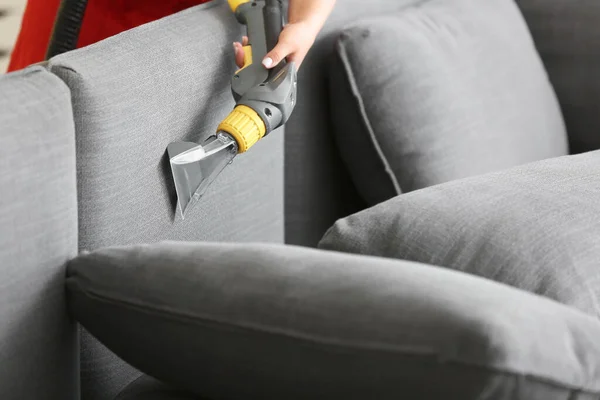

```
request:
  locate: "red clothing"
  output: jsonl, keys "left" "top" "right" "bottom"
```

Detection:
{"left": 8, "top": 0, "right": 212, "bottom": 72}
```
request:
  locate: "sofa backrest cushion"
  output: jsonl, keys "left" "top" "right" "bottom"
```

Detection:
{"left": 48, "top": 2, "right": 283, "bottom": 399}
{"left": 326, "top": 0, "right": 568, "bottom": 206}
{"left": 517, "top": 0, "right": 600, "bottom": 154}
{"left": 0, "top": 67, "right": 79, "bottom": 399}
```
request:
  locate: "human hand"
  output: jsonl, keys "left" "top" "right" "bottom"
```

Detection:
{"left": 233, "top": 0, "right": 336, "bottom": 70}
{"left": 233, "top": 20, "right": 320, "bottom": 70}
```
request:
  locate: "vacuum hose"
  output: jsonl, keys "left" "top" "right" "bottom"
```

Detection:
{"left": 44, "top": 0, "right": 282, "bottom": 61}
{"left": 45, "top": 0, "right": 89, "bottom": 60}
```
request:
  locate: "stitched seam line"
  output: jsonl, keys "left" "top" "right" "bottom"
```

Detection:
{"left": 336, "top": 36, "right": 402, "bottom": 196}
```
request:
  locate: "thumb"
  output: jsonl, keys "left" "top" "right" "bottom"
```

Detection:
{"left": 262, "top": 40, "right": 294, "bottom": 69}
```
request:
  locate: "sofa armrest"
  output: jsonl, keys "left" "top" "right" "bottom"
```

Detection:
{"left": 66, "top": 241, "right": 600, "bottom": 399}
{"left": 0, "top": 67, "right": 79, "bottom": 399}
{"left": 517, "top": 0, "right": 600, "bottom": 153}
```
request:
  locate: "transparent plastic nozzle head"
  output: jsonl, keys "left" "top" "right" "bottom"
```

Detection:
{"left": 168, "top": 132, "right": 238, "bottom": 219}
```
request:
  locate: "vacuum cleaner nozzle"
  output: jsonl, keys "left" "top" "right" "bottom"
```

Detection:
{"left": 168, "top": 132, "right": 238, "bottom": 219}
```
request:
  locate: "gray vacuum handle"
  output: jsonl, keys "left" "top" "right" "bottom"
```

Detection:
{"left": 229, "top": 0, "right": 296, "bottom": 135}
{"left": 230, "top": 0, "right": 285, "bottom": 100}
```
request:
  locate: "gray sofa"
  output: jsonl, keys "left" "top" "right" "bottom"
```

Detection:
{"left": 2, "top": 0, "right": 600, "bottom": 399}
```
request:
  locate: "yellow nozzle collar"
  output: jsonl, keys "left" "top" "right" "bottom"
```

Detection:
{"left": 218, "top": 105, "right": 267, "bottom": 153}
{"left": 228, "top": 0, "right": 251, "bottom": 12}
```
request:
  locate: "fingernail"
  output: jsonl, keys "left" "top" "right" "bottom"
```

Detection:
{"left": 233, "top": 43, "right": 238, "bottom": 55}
{"left": 262, "top": 57, "right": 273, "bottom": 68}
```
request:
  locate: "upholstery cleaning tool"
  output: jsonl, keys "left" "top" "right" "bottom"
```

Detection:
{"left": 167, "top": 0, "right": 297, "bottom": 219}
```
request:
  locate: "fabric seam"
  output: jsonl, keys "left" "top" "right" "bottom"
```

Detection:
{"left": 336, "top": 36, "right": 402, "bottom": 196}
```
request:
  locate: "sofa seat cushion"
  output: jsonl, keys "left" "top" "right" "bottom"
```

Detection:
{"left": 320, "top": 150, "right": 600, "bottom": 319}
{"left": 66, "top": 241, "right": 600, "bottom": 399}
{"left": 328, "top": 0, "right": 568, "bottom": 206}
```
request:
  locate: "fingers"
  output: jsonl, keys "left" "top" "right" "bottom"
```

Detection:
{"left": 262, "top": 37, "right": 295, "bottom": 69}
{"left": 237, "top": 32, "right": 302, "bottom": 70}
{"left": 233, "top": 36, "right": 249, "bottom": 69}
{"left": 233, "top": 42, "right": 245, "bottom": 69}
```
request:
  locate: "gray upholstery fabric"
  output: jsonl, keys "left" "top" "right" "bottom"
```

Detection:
{"left": 320, "top": 150, "right": 600, "bottom": 319}
{"left": 517, "top": 0, "right": 600, "bottom": 154}
{"left": 48, "top": 2, "right": 283, "bottom": 399}
{"left": 114, "top": 376, "right": 200, "bottom": 400}
{"left": 284, "top": 0, "right": 426, "bottom": 246}
{"left": 328, "top": 0, "right": 568, "bottom": 206}
{"left": 285, "top": 0, "right": 600, "bottom": 245}
{"left": 66, "top": 241, "right": 600, "bottom": 399}
{"left": 0, "top": 67, "right": 78, "bottom": 399}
